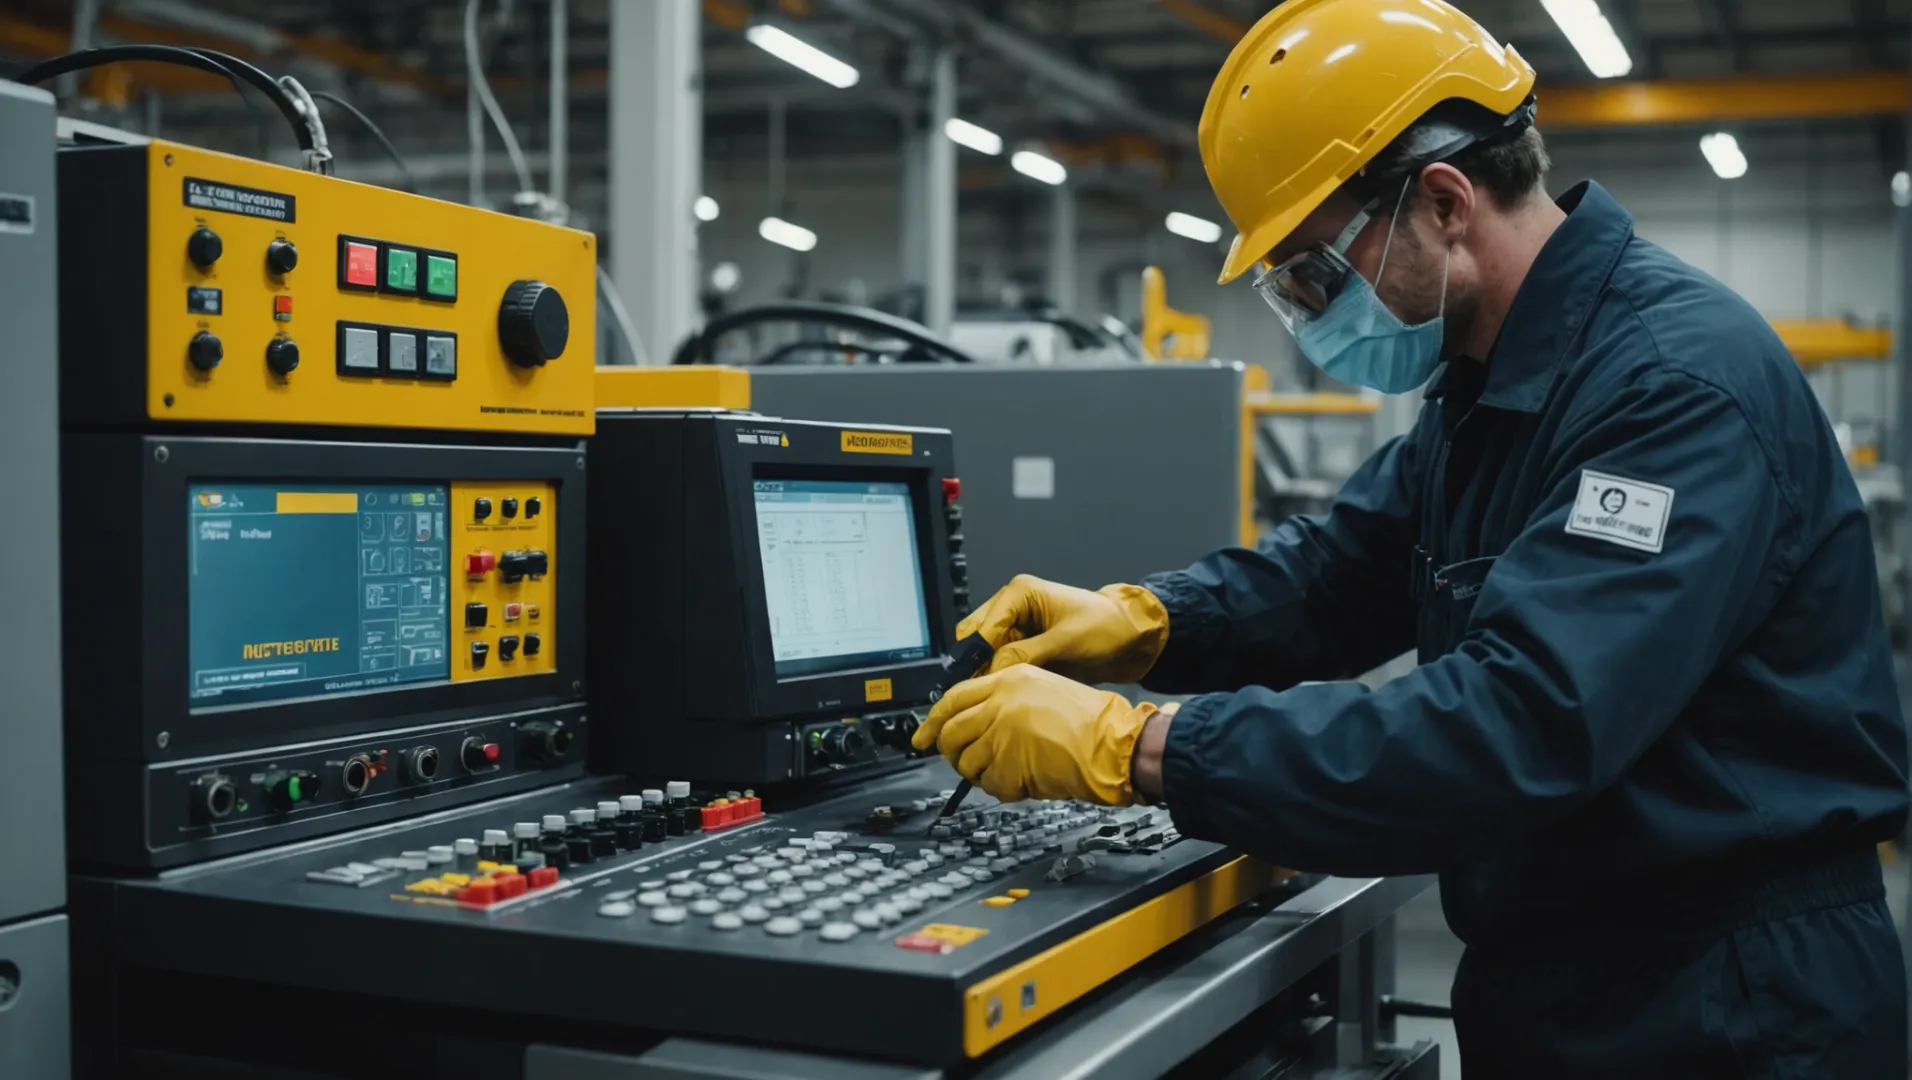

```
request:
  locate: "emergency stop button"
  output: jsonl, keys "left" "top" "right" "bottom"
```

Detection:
{"left": 466, "top": 551, "right": 496, "bottom": 576}
{"left": 341, "top": 238, "right": 379, "bottom": 289}
{"left": 942, "top": 478, "right": 962, "bottom": 505}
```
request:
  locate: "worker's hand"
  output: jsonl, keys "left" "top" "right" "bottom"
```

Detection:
{"left": 912, "top": 664, "right": 1157, "bottom": 805}
{"left": 960, "top": 575, "right": 1170, "bottom": 685}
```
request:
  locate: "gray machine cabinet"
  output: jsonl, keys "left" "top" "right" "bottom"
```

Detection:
{"left": 752, "top": 364, "right": 1245, "bottom": 600}
{"left": 0, "top": 82, "right": 65, "bottom": 923}
{"left": 0, "top": 915, "right": 70, "bottom": 1080}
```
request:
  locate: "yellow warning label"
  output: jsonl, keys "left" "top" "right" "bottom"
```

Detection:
{"left": 919, "top": 923, "right": 991, "bottom": 947}
{"left": 865, "top": 677, "right": 893, "bottom": 703}
{"left": 842, "top": 431, "right": 913, "bottom": 455}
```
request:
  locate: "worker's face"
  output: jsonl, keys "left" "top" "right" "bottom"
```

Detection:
{"left": 1269, "top": 170, "right": 1479, "bottom": 357}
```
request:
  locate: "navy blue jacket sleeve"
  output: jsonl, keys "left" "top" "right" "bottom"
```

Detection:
{"left": 1140, "top": 430, "right": 1423, "bottom": 695}
{"left": 1160, "top": 372, "right": 1796, "bottom": 877}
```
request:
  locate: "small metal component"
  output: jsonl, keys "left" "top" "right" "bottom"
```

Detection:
{"left": 1045, "top": 853, "right": 1097, "bottom": 882}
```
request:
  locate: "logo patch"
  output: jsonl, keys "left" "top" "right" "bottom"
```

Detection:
{"left": 1565, "top": 470, "right": 1673, "bottom": 553}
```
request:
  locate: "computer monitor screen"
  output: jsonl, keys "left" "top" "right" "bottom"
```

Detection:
{"left": 188, "top": 482, "right": 453, "bottom": 706}
{"left": 753, "top": 478, "right": 933, "bottom": 679}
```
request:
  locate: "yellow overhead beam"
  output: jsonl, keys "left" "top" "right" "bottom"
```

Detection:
{"left": 1246, "top": 392, "right": 1380, "bottom": 417}
{"left": 1772, "top": 320, "right": 1892, "bottom": 365}
{"left": 1543, "top": 72, "right": 1909, "bottom": 129}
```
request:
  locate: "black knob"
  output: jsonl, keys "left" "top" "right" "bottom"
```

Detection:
{"left": 813, "top": 725, "right": 869, "bottom": 764}
{"left": 950, "top": 553, "right": 968, "bottom": 580}
{"left": 525, "top": 496, "right": 543, "bottom": 519}
{"left": 263, "top": 770, "right": 320, "bottom": 813}
{"left": 499, "top": 635, "right": 520, "bottom": 662}
{"left": 501, "top": 498, "right": 519, "bottom": 519}
{"left": 522, "top": 721, "right": 574, "bottom": 763}
{"left": 498, "top": 550, "right": 530, "bottom": 583}
{"left": 404, "top": 745, "right": 440, "bottom": 783}
{"left": 187, "top": 226, "right": 222, "bottom": 269}
{"left": 188, "top": 331, "right": 223, "bottom": 372}
{"left": 192, "top": 775, "right": 237, "bottom": 822}
{"left": 525, "top": 550, "right": 549, "bottom": 578}
{"left": 523, "top": 632, "right": 542, "bottom": 657}
{"left": 948, "top": 531, "right": 964, "bottom": 552}
{"left": 474, "top": 498, "right": 492, "bottom": 521}
{"left": 945, "top": 505, "right": 963, "bottom": 528}
{"left": 497, "top": 280, "right": 569, "bottom": 367}
{"left": 874, "top": 714, "right": 920, "bottom": 750}
{"left": 266, "top": 338, "right": 300, "bottom": 375}
{"left": 265, "top": 239, "right": 298, "bottom": 276}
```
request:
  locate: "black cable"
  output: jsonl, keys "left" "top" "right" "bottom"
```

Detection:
{"left": 17, "top": 45, "right": 313, "bottom": 153}
{"left": 310, "top": 90, "right": 417, "bottom": 193}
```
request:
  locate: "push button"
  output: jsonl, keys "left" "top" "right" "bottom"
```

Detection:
{"left": 465, "top": 551, "right": 495, "bottom": 576}
{"left": 499, "top": 635, "right": 520, "bottom": 661}
{"left": 473, "top": 498, "right": 492, "bottom": 521}
{"left": 342, "top": 240, "right": 378, "bottom": 288}
{"left": 387, "top": 331, "right": 418, "bottom": 374}
{"left": 525, "top": 550, "right": 549, "bottom": 577}
{"left": 525, "top": 496, "right": 542, "bottom": 519}
{"left": 465, "top": 602, "right": 488, "bottom": 628}
{"left": 470, "top": 641, "right": 490, "bottom": 669}
{"left": 424, "top": 334, "right": 457, "bottom": 378}
{"left": 523, "top": 632, "right": 542, "bottom": 657}
{"left": 273, "top": 294, "right": 293, "bottom": 322}
{"left": 502, "top": 498, "right": 519, "bottom": 519}
{"left": 503, "top": 602, "right": 522, "bottom": 621}
{"left": 384, "top": 247, "right": 418, "bottom": 293}
{"left": 942, "top": 477, "right": 962, "bottom": 505}
{"left": 424, "top": 253, "right": 458, "bottom": 300}
{"left": 339, "top": 324, "right": 379, "bottom": 372}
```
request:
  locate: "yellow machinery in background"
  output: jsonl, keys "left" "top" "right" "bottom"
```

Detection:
{"left": 1140, "top": 266, "right": 1213, "bottom": 361}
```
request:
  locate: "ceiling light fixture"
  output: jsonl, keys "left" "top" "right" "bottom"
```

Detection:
{"left": 1698, "top": 132, "right": 1747, "bottom": 180}
{"left": 944, "top": 117, "right": 1004, "bottom": 156}
{"left": 694, "top": 195, "right": 720, "bottom": 222}
{"left": 1165, "top": 212, "right": 1224, "bottom": 244}
{"left": 1539, "top": 0, "right": 1633, "bottom": 79}
{"left": 744, "top": 24, "right": 859, "bottom": 89}
{"left": 758, "top": 216, "right": 818, "bottom": 252}
{"left": 1010, "top": 149, "right": 1068, "bottom": 186}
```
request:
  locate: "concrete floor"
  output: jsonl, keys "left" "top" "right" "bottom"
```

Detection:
{"left": 1382, "top": 855, "right": 1912, "bottom": 1079}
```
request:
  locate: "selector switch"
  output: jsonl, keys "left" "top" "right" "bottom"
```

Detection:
{"left": 501, "top": 498, "right": 519, "bottom": 519}
{"left": 265, "top": 239, "right": 298, "bottom": 276}
{"left": 525, "top": 496, "right": 542, "bottom": 519}
{"left": 188, "top": 331, "right": 223, "bottom": 372}
{"left": 474, "top": 498, "right": 493, "bottom": 521}
{"left": 811, "top": 725, "right": 869, "bottom": 765}
{"left": 465, "top": 602, "right": 488, "bottom": 628}
{"left": 263, "top": 770, "right": 319, "bottom": 813}
{"left": 266, "top": 338, "right": 300, "bottom": 376}
{"left": 525, "top": 551, "right": 549, "bottom": 578}
{"left": 521, "top": 721, "right": 574, "bottom": 764}
{"left": 470, "top": 641, "right": 490, "bottom": 669}
{"left": 403, "top": 745, "right": 440, "bottom": 784}
{"left": 523, "top": 633, "right": 542, "bottom": 657}
{"left": 498, "top": 551, "right": 530, "bottom": 584}
{"left": 192, "top": 774, "right": 237, "bottom": 822}
{"left": 187, "top": 226, "right": 222, "bottom": 269}
{"left": 499, "top": 635, "right": 520, "bottom": 662}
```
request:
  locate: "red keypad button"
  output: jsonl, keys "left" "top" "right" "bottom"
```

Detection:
{"left": 894, "top": 933, "right": 956, "bottom": 955}
{"left": 493, "top": 873, "right": 528, "bottom": 899}
{"left": 527, "top": 867, "right": 559, "bottom": 889}
{"left": 344, "top": 241, "right": 378, "bottom": 287}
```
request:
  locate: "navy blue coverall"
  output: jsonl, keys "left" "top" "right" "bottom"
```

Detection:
{"left": 1146, "top": 183, "right": 1910, "bottom": 1077}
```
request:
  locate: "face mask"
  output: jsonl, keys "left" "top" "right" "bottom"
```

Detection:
{"left": 1292, "top": 187, "right": 1452, "bottom": 395}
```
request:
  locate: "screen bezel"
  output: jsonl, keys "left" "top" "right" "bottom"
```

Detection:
{"left": 186, "top": 480, "right": 456, "bottom": 708}
{"left": 750, "top": 475, "right": 934, "bottom": 680}
{"left": 131, "top": 436, "right": 586, "bottom": 760}
{"left": 712, "top": 422, "right": 958, "bottom": 720}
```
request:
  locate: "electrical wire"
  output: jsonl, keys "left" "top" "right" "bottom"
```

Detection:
{"left": 274, "top": 73, "right": 333, "bottom": 175}
{"left": 464, "top": 0, "right": 535, "bottom": 195}
{"left": 310, "top": 90, "right": 418, "bottom": 194}
{"left": 18, "top": 44, "right": 316, "bottom": 159}
{"left": 598, "top": 263, "right": 650, "bottom": 366}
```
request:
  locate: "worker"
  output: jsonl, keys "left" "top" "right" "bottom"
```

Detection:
{"left": 913, "top": 1, "right": 1909, "bottom": 1075}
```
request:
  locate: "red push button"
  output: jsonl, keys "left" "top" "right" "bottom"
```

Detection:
{"left": 942, "top": 477, "right": 962, "bottom": 505}
{"left": 493, "top": 872, "right": 528, "bottom": 899}
{"left": 465, "top": 551, "right": 495, "bottom": 576}
{"left": 527, "top": 866, "right": 559, "bottom": 889}
{"left": 504, "top": 602, "right": 522, "bottom": 622}
{"left": 273, "top": 294, "right": 293, "bottom": 321}
{"left": 344, "top": 241, "right": 378, "bottom": 287}
{"left": 457, "top": 880, "right": 498, "bottom": 906}
{"left": 895, "top": 932, "right": 956, "bottom": 955}
{"left": 482, "top": 742, "right": 500, "bottom": 763}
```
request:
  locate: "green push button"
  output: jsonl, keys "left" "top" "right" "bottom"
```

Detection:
{"left": 288, "top": 775, "right": 304, "bottom": 801}
{"left": 424, "top": 254, "right": 458, "bottom": 300}
{"left": 385, "top": 248, "right": 418, "bottom": 291}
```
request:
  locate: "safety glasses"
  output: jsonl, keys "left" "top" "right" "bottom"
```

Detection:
{"left": 1250, "top": 179, "right": 1409, "bottom": 334}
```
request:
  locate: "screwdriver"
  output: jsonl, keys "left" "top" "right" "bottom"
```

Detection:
{"left": 925, "top": 634, "right": 997, "bottom": 832}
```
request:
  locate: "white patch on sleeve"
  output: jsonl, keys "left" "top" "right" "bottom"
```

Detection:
{"left": 1564, "top": 470, "right": 1674, "bottom": 553}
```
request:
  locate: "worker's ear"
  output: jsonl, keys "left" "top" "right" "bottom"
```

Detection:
{"left": 1417, "top": 162, "right": 1474, "bottom": 244}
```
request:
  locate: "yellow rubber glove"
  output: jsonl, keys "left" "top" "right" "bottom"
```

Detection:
{"left": 960, "top": 575, "right": 1170, "bottom": 685}
{"left": 911, "top": 664, "right": 1158, "bottom": 805}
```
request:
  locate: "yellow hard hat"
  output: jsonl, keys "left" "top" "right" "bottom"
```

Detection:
{"left": 1199, "top": 0, "right": 1537, "bottom": 285}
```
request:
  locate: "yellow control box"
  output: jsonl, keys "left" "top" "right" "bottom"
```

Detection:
{"left": 59, "top": 139, "right": 595, "bottom": 435}
{"left": 451, "top": 480, "right": 558, "bottom": 682}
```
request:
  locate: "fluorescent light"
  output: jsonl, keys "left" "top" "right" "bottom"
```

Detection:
{"left": 744, "top": 24, "right": 859, "bottom": 88}
{"left": 1894, "top": 171, "right": 1910, "bottom": 208}
{"left": 1539, "top": 0, "right": 1633, "bottom": 79}
{"left": 710, "top": 262, "right": 742, "bottom": 293}
{"left": 1010, "top": 150, "right": 1067, "bottom": 186}
{"left": 1165, "top": 212, "right": 1224, "bottom": 244}
{"left": 1698, "top": 132, "right": 1747, "bottom": 180}
{"left": 758, "top": 216, "right": 818, "bottom": 252}
{"left": 694, "top": 195, "right": 720, "bottom": 222}
{"left": 944, "top": 117, "right": 1003, "bottom": 156}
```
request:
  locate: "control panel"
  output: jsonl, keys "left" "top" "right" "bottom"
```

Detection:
{"left": 122, "top": 707, "right": 588, "bottom": 869}
{"left": 452, "top": 480, "right": 558, "bottom": 681}
{"left": 944, "top": 476, "right": 970, "bottom": 621}
{"left": 58, "top": 138, "right": 595, "bottom": 435}
{"left": 800, "top": 712, "right": 926, "bottom": 776}
{"left": 111, "top": 768, "right": 1291, "bottom": 1064}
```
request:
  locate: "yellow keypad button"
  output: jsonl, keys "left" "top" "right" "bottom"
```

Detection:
{"left": 476, "top": 860, "right": 499, "bottom": 872}
{"left": 441, "top": 873, "right": 471, "bottom": 886}
{"left": 1006, "top": 888, "right": 1030, "bottom": 899}
{"left": 982, "top": 896, "right": 1016, "bottom": 908}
